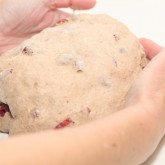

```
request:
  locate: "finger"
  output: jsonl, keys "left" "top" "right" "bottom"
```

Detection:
{"left": 139, "top": 38, "right": 164, "bottom": 60}
{"left": 46, "top": 0, "right": 96, "bottom": 10}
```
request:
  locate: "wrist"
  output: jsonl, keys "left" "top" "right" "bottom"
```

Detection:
{"left": 136, "top": 100, "right": 165, "bottom": 135}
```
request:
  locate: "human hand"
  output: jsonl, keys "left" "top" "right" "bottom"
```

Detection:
{"left": 125, "top": 38, "right": 165, "bottom": 116}
{"left": 0, "top": 0, "right": 96, "bottom": 54}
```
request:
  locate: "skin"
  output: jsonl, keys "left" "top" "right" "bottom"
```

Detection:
{"left": 0, "top": 0, "right": 165, "bottom": 164}
{"left": 0, "top": 0, "right": 96, "bottom": 54}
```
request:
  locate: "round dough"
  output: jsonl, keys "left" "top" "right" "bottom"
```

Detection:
{"left": 0, "top": 14, "right": 147, "bottom": 135}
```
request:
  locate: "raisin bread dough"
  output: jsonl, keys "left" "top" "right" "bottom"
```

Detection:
{"left": 0, "top": 14, "right": 147, "bottom": 135}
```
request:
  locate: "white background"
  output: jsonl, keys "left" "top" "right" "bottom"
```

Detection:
{"left": 0, "top": 0, "right": 165, "bottom": 164}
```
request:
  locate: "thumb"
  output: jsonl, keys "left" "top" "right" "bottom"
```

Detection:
{"left": 40, "top": 0, "right": 97, "bottom": 30}
{"left": 46, "top": 0, "right": 96, "bottom": 10}
{"left": 32, "top": 9, "right": 71, "bottom": 31}
{"left": 140, "top": 38, "right": 164, "bottom": 60}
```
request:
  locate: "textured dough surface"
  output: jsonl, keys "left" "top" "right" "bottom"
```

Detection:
{"left": 0, "top": 14, "right": 147, "bottom": 135}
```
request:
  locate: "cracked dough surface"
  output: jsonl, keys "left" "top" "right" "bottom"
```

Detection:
{"left": 0, "top": 14, "right": 147, "bottom": 135}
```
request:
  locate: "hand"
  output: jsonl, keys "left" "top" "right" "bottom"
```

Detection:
{"left": 0, "top": 0, "right": 96, "bottom": 54}
{"left": 125, "top": 38, "right": 165, "bottom": 115}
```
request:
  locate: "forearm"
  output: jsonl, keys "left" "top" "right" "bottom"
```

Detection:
{"left": 0, "top": 103, "right": 164, "bottom": 165}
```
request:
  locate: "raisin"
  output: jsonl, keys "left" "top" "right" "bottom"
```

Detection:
{"left": 22, "top": 46, "right": 33, "bottom": 55}
{"left": 0, "top": 104, "right": 10, "bottom": 117}
{"left": 56, "top": 19, "right": 68, "bottom": 25}
{"left": 55, "top": 118, "right": 74, "bottom": 129}
{"left": 113, "top": 33, "right": 120, "bottom": 41}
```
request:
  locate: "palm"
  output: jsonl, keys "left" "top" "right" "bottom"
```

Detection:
{"left": 1, "top": 0, "right": 68, "bottom": 36}
{"left": 126, "top": 39, "right": 165, "bottom": 109}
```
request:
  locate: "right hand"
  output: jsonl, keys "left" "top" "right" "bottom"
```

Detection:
{"left": 125, "top": 39, "right": 165, "bottom": 118}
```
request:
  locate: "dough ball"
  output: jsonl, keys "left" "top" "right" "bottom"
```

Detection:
{"left": 0, "top": 14, "right": 147, "bottom": 135}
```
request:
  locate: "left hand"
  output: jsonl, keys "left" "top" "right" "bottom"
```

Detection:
{"left": 0, "top": 0, "right": 96, "bottom": 54}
